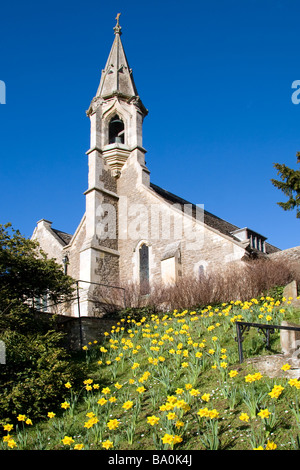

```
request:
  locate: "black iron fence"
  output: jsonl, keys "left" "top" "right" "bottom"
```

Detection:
{"left": 32, "top": 280, "right": 127, "bottom": 349}
{"left": 235, "top": 321, "right": 300, "bottom": 363}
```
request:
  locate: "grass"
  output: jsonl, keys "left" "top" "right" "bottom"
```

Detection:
{"left": 1, "top": 295, "right": 300, "bottom": 451}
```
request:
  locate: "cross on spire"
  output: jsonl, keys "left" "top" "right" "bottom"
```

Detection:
{"left": 114, "top": 12, "right": 122, "bottom": 35}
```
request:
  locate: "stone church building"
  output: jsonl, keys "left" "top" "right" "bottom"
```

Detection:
{"left": 32, "top": 16, "right": 280, "bottom": 317}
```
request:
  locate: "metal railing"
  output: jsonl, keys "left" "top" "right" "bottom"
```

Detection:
{"left": 75, "top": 279, "right": 126, "bottom": 316}
{"left": 235, "top": 321, "right": 300, "bottom": 363}
{"left": 32, "top": 280, "right": 127, "bottom": 349}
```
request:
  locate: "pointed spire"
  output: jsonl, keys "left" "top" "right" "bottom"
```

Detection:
{"left": 96, "top": 14, "right": 139, "bottom": 101}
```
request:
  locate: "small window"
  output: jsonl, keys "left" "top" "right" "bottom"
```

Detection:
{"left": 198, "top": 265, "right": 205, "bottom": 277}
{"left": 109, "top": 115, "right": 125, "bottom": 144}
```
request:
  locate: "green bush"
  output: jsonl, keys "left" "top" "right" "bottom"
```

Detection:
{"left": 0, "top": 325, "right": 85, "bottom": 424}
{"left": 0, "top": 224, "right": 85, "bottom": 425}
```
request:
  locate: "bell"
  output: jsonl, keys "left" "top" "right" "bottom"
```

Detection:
{"left": 109, "top": 115, "right": 125, "bottom": 144}
{"left": 110, "top": 116, "right": 123, "bottom": 126}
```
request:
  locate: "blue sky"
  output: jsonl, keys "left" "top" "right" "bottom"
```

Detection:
{"left": 0, "top": 0, "right": 299, "bottom": 250}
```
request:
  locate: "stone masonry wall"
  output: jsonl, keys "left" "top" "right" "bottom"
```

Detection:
{"left": 116, "top": 155, "right": 246, "bottom": 286}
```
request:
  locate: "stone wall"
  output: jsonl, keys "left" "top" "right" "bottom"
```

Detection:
{"left": 54, "top": 314, "right": 120, "bottom": 350}
{"left": 116, "top": 154, "right": 247, "bottom": 286}
{"left": 269, "top": 246, "right": 300, "bottom": 279}
{"left": 31, "top": 219, "right": 65, "bottom": 265}
{"left": 67, "top": 216, "right": 86, "bottom": 282}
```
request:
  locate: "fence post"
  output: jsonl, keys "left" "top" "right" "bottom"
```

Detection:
{"left": 236, "top": 322, "right": 244, "bottom": 363}
{"left": 76, "top": 281, "right": 83, "bottom": 349}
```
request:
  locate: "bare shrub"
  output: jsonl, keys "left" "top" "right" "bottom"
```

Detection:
{"left": 122, "top": 282, "right": 150, "bottom": 309}
{"left": 89, "top": 284, "right": 126, "bottom": 316}
{"left": 120, "top": 258, "right": 297, "bottom": 311}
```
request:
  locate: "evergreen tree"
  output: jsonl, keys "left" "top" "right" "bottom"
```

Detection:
{"left": 271, "top": 153, "right": 300, "bottom": 219}
{"left": 0, "top": 223, "right": 75, "bottom": 317}
{"left": 0, "top": 224, "right": 84, "bottom": 422}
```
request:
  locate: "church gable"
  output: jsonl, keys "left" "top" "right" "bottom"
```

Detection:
{"left": 31, "top": 219, "right": 71, "bottom": 265}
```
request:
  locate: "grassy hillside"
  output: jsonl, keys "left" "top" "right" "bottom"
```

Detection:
{"left": 1, "top": 294, "right": 300, "bottom": 451}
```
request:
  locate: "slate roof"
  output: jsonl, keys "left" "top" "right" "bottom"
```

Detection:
{"left": 51, "top": 228, "right": 73, "bottom": 246}
{"left": 269, "top": 245, "right": 300, "bottom": 261}
{"left": 150, "top": 183, "right": 280, "bottom": 255}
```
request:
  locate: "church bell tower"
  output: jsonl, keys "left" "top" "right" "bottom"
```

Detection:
{"left": 79, "top": 14, "right": 148, "bottom": 315}
{"left": 86, "top": 13, "right": 148, "bottom": 177}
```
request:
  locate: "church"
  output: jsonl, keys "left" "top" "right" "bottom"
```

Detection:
{"left": 32, "top": 16, "right": 280, "bottom": 317}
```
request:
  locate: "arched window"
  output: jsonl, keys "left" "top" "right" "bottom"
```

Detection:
{"left": 139, "top": 244, "right": 150, "bottom": 295}
{"left": 109, "top": 115, "right": 125, "bottom": 144}
{"left": 198, "top": 265, "right": 205, "bottom": 277}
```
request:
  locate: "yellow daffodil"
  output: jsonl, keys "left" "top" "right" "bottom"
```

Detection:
{"left": 7, "top": 439, "right": 17, "bottom": 448}
{"left": 239, "top": 413, "right": 250, "bottom": 422}
{"left": 265, "top": 440, "right": 277, "bottom": 450}
{"left": 122, "top": 400, "right": 134, "bottom": 410}
{"left": 175, "top": 420, "right": 184, "bottom": 428}
{"left": 268, "top": 384, "right": 284, "bottom": 399}
{"left": 106, "top": 419, "right": 119, "bottom": 430}
{"left": 74, "top": 443, "right": 84, "bottom": 450}
{"left": 3, "top": 423, "right": 13, "bottom": 432}
{"left": 83, "top": 378, "right": 93, "bottom": 385}
{"left": 161, "top": 433, "right": 174, "bottom": 445}
{"left": 62, "top": 436, "right": 75, "bottom": 446}
{"left": 288, "top": 378, "right": 300, "bottom": 389}
{"left": 173, "top": 435, "right": 183, "bottom": 444}
{"left": 258, "top": 409, "right": 271, "bottom": 419}
{"left": 97, "top": 397, "right": 107, "bottom": 406}
{"left": 197, "top": 407, "right": 210, "bottom": 418}
{"left": 201, "top": 393, "right": 210, "bottom": 402}
{"left": 17, "top": 414, "right": 26, "bottom": 422}
{"left": 147, "top": 415, "right": 160, "bottom": 426}
{"left": 208, "top": 409, "right": 219, "bottom": 419}
{"left": 229, "top": 370, "right": 238, "bottom": 378}
{"left": 102, "top": 439, "right": 113, "bottom": 449}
